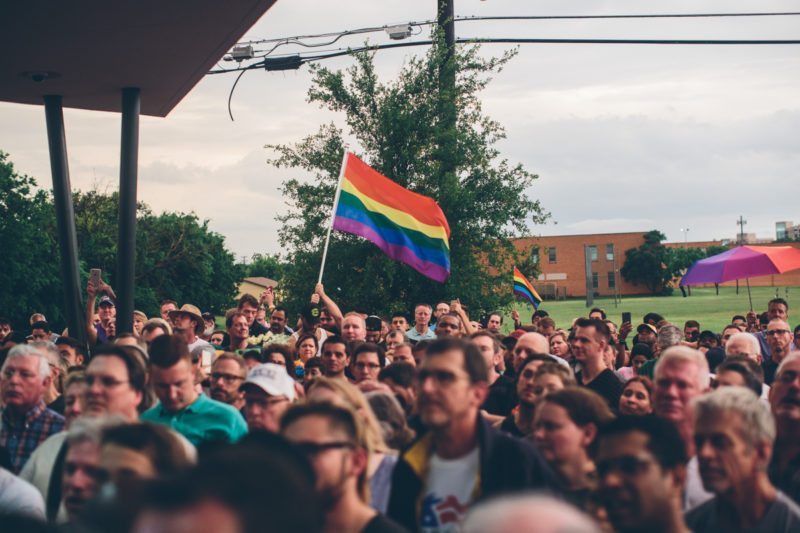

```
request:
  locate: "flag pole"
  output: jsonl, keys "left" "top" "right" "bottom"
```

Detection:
{"left": 318, "top": 148, "right": 349, "bottom": 284}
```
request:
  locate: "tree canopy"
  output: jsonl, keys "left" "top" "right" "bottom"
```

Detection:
{"left": 0, "top": 151, "right": 239, "bottom": 330}
{"left": 268, "top": 41, "right": 548, "bottom": 316}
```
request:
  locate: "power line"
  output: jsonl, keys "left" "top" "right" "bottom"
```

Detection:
{"left": 210, "top": 36, "right": 800, "bottom": 75}
{"left": 229, "top": 11, "right": 800, "bottom": 60}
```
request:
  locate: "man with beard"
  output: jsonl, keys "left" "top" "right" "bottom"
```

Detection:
{"left": 241, "top": 363, "right": 296, "bottom": 434}
{"left": 62, "top": 418, "right": 119, "bottom": 524}
{"left": 769, "top": 353, "right": 800, "bottom": 503}
{"left": 209, "top": 353, "right": 247, "bottom": 411}
{"left": 763, "top": 319, "right": 795, "bottom": 385}
{"left": 387, "top": 338, "right": 558, "bottom": 531}
{"left": 595, "top": 415, "right": 690, "bottom": 533}
{"left": 281, "top": 402, "right": 405, "bottom": 532}
{"left": 686, "top": 387, "right": 800, "bottom": 530}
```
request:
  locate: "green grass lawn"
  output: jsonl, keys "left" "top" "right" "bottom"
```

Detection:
{"left": 505, "top": 286, "right": 797, "bottom": 334}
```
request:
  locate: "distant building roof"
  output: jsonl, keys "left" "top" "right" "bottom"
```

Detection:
{"left": 242, "top": 277, "right": 277, "bottom": 288}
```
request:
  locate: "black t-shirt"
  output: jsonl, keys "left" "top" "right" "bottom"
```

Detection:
{"left": 576, "top": 368, "right": 623, "bottom": 410}
{"left": 482, "top": 375, "right": 516, "bottom": 417}
{"left": 362, "top": 512, "right": 408, "bottom": 533}
{"left": 47, "top": 395, "right": 65, "bottom": 415}
{"left": 499, "top": 414, "right": 527, "bottom": 438}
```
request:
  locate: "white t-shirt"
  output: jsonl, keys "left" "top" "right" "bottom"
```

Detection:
{"left": 421, "top": 447, "right": 479, "bottom": 533}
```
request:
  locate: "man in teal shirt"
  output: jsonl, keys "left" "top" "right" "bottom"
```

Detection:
{"left": 142, "top": 335, "right": 247, "bottom": 446}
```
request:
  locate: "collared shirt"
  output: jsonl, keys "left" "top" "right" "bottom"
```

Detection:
{"left": 141, "top": 393, "right": 247, "bottom": 447}
{"left": 407, "top": 327, "right": 436, "bottom": 343}
{"left": 0, "top": 401, "right": 65, "bottom": 474}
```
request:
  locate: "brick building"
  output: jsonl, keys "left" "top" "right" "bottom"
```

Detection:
{"left": 512, "top": 232, "right": 650, "bottom": 298}
{"left": 512, "top": 232, "right": 800, "bottom": 299}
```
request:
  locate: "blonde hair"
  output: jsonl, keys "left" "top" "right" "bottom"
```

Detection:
{"left": 307, "top": 377, "right": 390, "bottom": 454}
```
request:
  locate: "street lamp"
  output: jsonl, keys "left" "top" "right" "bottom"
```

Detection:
{"left": 680, "top": 227, "right": 690, "bottom": 248}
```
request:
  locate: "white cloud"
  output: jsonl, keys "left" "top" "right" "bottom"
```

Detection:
{"left": 1, "top": 0, "right": 799, "bottom": 259}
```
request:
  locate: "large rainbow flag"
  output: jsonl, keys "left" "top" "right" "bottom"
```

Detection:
{"left": 332, "top": 153, "right": 451, "bottom": 282}
{"left": 513, "top": 266, "right": 542, "bottom": 308}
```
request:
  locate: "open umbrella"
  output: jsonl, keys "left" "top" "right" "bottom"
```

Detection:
{"left": 680, "top": 245, "right": 800, "bottom": 310}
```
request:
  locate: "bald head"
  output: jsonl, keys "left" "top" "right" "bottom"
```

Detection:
{"left": 516, "top": 332, "right": 549, "bottom": 354}
{"left": 513, "top": 332, "right": 550, "bottom": 371}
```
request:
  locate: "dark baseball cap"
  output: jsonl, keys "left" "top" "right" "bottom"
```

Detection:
{"left": 98, "top": 295, "right": 115, "bottom": 307}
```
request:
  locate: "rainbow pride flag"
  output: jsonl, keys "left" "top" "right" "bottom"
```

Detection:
{"left": 513, "top": 266, "right": 542, "bottom": 308}
{"left": 332, "top": 153, "right": 451, "bottom": 282}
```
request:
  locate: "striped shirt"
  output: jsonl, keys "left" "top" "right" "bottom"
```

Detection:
{"left": 0, "top": 401, "right": 65, "bottom": 474}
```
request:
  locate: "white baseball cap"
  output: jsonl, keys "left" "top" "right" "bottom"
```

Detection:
{"left": 240, "top": 363, "right": 296, "bottom": 401}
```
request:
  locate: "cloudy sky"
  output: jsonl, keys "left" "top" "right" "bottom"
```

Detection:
{"left": 1, "top": 0, "right": 798, "bottom": 260}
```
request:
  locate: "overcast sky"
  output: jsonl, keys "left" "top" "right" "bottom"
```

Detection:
{"left": 1, "top": 0, "right": 798, "bottom": 261}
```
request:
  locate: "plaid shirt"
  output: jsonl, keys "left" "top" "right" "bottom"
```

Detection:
{"left": 0, "top": 400, "right": 65, "bottom": 474}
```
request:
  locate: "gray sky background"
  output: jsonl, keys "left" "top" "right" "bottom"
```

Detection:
{"left": 1, "top": 0, "right": 798, "bottom": 260}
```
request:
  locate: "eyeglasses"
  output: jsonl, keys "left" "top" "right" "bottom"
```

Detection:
{"left": 596, "top": 455, "right": 654, "bottom": 478}
{"left": 246, "top": 396, "right": 289, "bottom": 408}
{"left": 293, "top": 441, "right": 355, "bottom": 456}
{"left": 86, "top": 375, "right": 129, "bottom": 388}
{"left": 767, "top": 329, "right": 791, "bottom": 336}
{"left": 354, "top": 362, "right": 380, "bottom": 371}
{"left": 211, "top": 372, "right": 244, "bottom": 383}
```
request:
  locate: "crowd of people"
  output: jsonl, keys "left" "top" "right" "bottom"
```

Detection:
{"left": 2, "top": 277, "right": 800, "bottom": 532}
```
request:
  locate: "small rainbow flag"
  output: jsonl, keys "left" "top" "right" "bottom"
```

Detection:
{"left": 332, "top": 153, "right": 451, "bottom": 282}
{"left": 513, "top": 266, "right": 542, "bottom": 308}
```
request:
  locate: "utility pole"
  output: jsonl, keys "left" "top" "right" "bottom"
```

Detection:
{"left": 737, "top": 216, "right": 747, "bottom": 244}
{"left": 436, "top": 0, "right": 457, "bottom": 208}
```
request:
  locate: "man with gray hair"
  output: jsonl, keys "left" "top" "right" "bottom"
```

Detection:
{"left": 653, "top": 345, "right": 712, "bottom": 509}
{"left": 0, "top": 344, "right": 65, "bottom": 473}
{"left": 725, "top": 331, "right": 762, "bottom": 363}
{"left": 638, "top": 323, "right": 684, "bottom": 379}
{"left": 686, "top": 386, "right": 800, "bottom": 531}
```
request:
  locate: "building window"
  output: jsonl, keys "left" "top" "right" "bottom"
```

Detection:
{"left": 548, "top": 247, "right": 557, "bottom": 263}
{"left": 592, "top": 272, "right": 599, "bottom": 289}
{"left": 588, "top": 245, "right": 597, "bottom": 262}
{"left": 606, "top": 244, "right": 614, "bottom": 261}
{"left": 607, "top": 271, "right": 616, "bottom": 289}
{"left": 531, "top": 247, "right": 539, "bottom": 265}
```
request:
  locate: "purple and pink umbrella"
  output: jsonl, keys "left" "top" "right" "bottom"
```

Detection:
{"left": 680, "top": 245, "right": 800, "bottom": 309}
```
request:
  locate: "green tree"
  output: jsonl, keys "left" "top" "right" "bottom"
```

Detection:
{"left": 268, "top": 42, "right": 548, "bottom": 315}
{"left": 0, "top": 151, "right": 62, "bottom": 328}
{"left": 621, "top": 230, "right": 673, "bottom": 295}
{"left": 0, "top": 149, "right": 240, "bottom": 330}
{"left": 70, "top": 190, "right": 240, "bottom": 316}
{"left": 242, "top": 253, "right": 286, "bottom": 281}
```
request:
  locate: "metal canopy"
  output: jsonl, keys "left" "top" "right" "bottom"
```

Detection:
{"left": 0, "top": 0, "right": 277, "bottom": 116}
